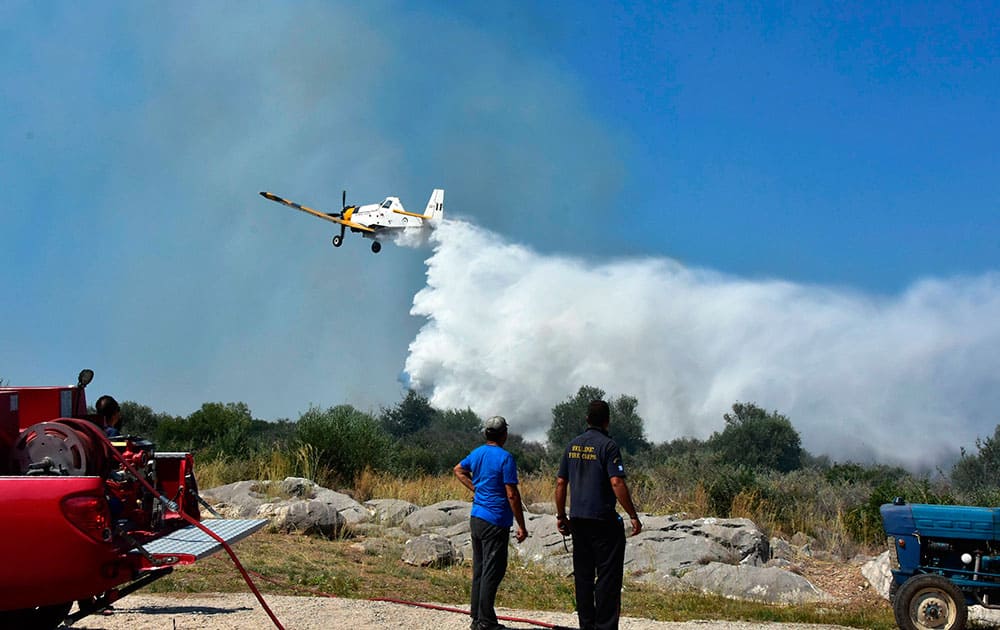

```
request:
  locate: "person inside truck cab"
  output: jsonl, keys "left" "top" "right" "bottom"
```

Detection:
{"left": 95, "top": 395, "right": 122, "bottom": 437}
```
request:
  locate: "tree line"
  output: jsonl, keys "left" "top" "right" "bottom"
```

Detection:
{"left": 112, "top": 384, "right": 1000, "bottom": 547}
{"left": 116, "top": 384, "right": 993, "bottom": 489}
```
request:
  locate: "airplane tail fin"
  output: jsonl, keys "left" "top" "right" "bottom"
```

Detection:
{"left": 423, "top": 189, "right": 444, "bottom": 222}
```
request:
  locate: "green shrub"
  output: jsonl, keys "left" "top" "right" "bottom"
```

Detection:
{"left": 844, "top": 478, "right": 956, "bottom": 546}
{"left": 706, "top": 465, "right": 760, "bottom": 517}
{"left": 296, "top": 405, "right": 392, "bottom": 485}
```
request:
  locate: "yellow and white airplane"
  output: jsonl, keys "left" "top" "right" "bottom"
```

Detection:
{"left": 259, "top": 188, "right": 445, "bottom": 253}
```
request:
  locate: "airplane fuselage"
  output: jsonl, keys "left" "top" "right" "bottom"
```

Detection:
{"left": 342, "top": 198, "right": 426, "bottom": 240}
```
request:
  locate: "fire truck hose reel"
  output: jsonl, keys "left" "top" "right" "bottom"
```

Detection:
{"left": 14, "top": 421, "right": 94, "bottom": 476}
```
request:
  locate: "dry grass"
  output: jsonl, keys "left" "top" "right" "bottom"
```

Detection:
{"left": 194, "top": 445, "right": 323, "bottom": 490}
{"left": 351, "top": 470, "right": 556, "bottom": 506}
{"left": 351, "top": 471, "right": 710, "bottom": 522}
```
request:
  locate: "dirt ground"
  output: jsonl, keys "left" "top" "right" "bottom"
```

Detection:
{"left": 68, "top": 558, "right": 882, "bottom": 630}
{"left": 69, "top": 592, "right": 859, "bottom": 630}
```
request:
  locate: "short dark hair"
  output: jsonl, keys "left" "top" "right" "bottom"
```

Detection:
{"left": 484, "top": 426, "right": 508, "bottom": 442}
{"left": 95, "top": 395, "right": 120, "bottom": 420}
{"left": 586, "top": 400, "right": 610, "bottom": 427}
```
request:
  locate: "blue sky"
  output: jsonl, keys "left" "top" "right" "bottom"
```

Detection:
{"left": 2, "top": 2, "right": 998, "bottom": 465}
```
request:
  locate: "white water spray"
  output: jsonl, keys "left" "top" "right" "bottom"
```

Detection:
{"left": 404, "top": 220, "right": 1000, "bottom": 469}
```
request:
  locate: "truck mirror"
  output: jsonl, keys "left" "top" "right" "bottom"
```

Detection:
{"left": 77, "top": 369, "right": 94, "bottom": 388}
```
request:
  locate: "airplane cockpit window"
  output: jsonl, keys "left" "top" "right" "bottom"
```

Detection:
{"left": 381, "top": 199, "right": 392, "bottom": 209}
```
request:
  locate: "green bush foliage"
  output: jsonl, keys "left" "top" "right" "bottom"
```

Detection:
{"left": 296, "top": 404, "right": 392, "bottom": 485}
{"left": 709, "top": 402, "right": 803, "bottom": 473}
{"left": 844, "top": 478, "right": 955, "bottom": 546}
{"left": 154, "top": 402, "right": 256, "bottom": 457}
{"left": 952, "top": 425, "right": 1000, "bottom": 499}
{"left": 378, "top": 404, "right": 477, "bottom": 476}
{"left": 706, "top": 465, "right": 761, "bottom": 517}
{"left": 114, "top": 385, "right": 1000, "bottom": 553}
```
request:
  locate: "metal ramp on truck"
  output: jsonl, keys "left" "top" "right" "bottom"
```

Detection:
{"left": 143, "top": 518, "right": 269, "bottom": 560}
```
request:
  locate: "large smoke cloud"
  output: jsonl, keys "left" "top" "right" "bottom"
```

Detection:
{"left": 404, "top": 220, "right": 1000, "bottom": 470}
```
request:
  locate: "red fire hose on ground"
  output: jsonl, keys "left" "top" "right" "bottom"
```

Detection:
{"left": 234, "top": 560, "right": 575, "bottom": 629}
{"left": 73, "top": 420, "right": 570, "bottom": 630}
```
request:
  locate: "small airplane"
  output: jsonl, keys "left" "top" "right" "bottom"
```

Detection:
{"left": 259, "top": 188, "right": 445, "bottom": 253}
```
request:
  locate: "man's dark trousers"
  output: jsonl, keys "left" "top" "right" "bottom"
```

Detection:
{"left": 570, "top": 517, "right": 626, "bottom": 630}
{"left": 470, "top": 516, "right": 510, "bottom": 629}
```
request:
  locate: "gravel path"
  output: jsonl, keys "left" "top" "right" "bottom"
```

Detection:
{"left": 69, "top": 593, "right": 856, "bottom": 630}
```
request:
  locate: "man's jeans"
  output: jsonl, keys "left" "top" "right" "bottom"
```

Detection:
{"left": 470, "top": 516, "right": 510, "bottom": 629}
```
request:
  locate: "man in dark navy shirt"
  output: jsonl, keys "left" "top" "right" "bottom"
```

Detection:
{"left": 555, "top": 400, "right": 641, "bottom": 630}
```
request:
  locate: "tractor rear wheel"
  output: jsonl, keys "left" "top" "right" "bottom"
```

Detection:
{"left": 894, "top": 574, "right": 968, "bottom": 630}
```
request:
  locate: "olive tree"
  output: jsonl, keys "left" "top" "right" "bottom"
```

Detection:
{"left": 609, "top": 394, "right": 650, "bottom": 455}
{"left": 380, "top": 390, "right": 437, "bottom": 438}
{"left": 952, "top": 425, "right": 1000, "bottom": 498}
{"left": 547, "top": 386, "right": 606, "bottom": 452}
{"left": 708, "top": 402, "right": 803, "bottom": 473}
{"left": 546, "top": 386, "right": 649, "bottom": 455}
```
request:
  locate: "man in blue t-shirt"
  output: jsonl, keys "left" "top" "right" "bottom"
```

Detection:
{"left": 556, "top": 400, "right": 642, "bottom": 630}
{"left": 454, "top": 416, "right": 528, "bottom": 630}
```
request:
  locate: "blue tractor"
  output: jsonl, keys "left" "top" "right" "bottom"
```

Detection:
{"left": 881, "top": 498, "right": 1000, "bottom": 630}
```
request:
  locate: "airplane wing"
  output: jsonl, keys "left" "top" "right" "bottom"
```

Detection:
{"left": 392, "top": 209, "right": 430, "bottom": 220}
{"left": 328, "top": 215, "right": 375, "bottom": 233}
{"left": 259, "top": 192, "right": 375, "bottom": 233}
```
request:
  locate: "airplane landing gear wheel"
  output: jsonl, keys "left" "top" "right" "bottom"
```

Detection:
{"left": 332, "top": 235, "right": 343, "bottom": 247}
{"left": 894, "top": 574, "right": 967, "bottom": 630}
{"left": 371, "top": 241, "right": 382, "bottom": 253}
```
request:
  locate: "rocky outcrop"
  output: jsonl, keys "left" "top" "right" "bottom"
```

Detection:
{"left": 861, "top": 551, "right": 893, "bottom": 600}
{"left": 202, "top": 477, "right": 367, "bottom": 536}
{"left": 200, "top": 480, "right": 266, "bottom": 518}
{"left": 402, "top": 533, "right": 460, "bottom": 567}
{"left": 402, "top": 500, "right": 471, "bottom": 533}
{"left": 256, "top": 498, "right": 346, "bottom": 537}
{"left": 681, "top": 563, "right": 830, "bottom": 604}
{"left": 625, "top": 515, "right": 770, "bottom": 577}
{"left": 365, "top": 498, "right": 418, "bottom": 527}
{"left": 203, "top": 479, "right": 832, "bottom": 605}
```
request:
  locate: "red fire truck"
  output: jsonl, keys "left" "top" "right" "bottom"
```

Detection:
{"left": 0, "top": 371, "right": 266, "bottom": 629}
